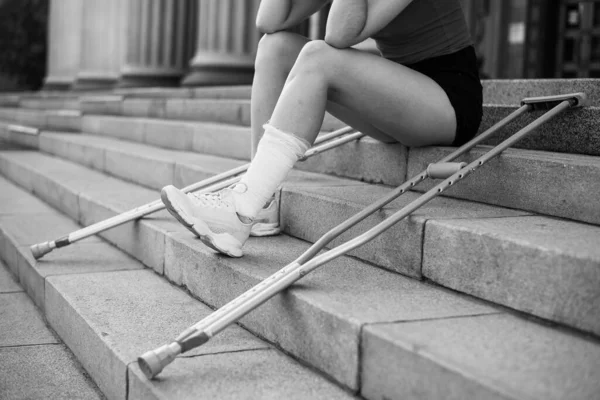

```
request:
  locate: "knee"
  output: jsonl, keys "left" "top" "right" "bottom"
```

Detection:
{"left": 255, "top": 32, "right": 300, "bottom": 70}
{"left": 292, "top": 40, "right": 337, "bottom": 77}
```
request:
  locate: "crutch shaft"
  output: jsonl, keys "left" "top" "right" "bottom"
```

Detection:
{"left": 178, "top": 98, "right": 578, "bottom": 354}
{"left": 300, "top": 131, "right": 363, "bottom": 161}
{"left": 171, "top": 104, "right": 538, "bottom": 344}
{"left": 297, "top": 104, "right": 531, "bottom": 264}
{"left": 295, "top": 99, "right": 575, "bottom": 272}
{"left": 140, "top": 93, "right": 583, "bottom": 379}
{"left": 30, "top": 126, "right": 358, "bottom": 259}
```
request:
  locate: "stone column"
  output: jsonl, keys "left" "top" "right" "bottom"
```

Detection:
{"left": 44, "top": 0, "right": 84, "bottom": 90}
{"left": 73, "top": 0, "right": 125, "bottom": 90}
{"left": 119, "top": 0, "right": 197, "bottom": 87}
{"left": 182, "top": 0, "right": 262, "bottom": 86}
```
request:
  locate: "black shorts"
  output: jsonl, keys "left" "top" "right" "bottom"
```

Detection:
{"left": 403, "top": 46, "right": 483, "bottom": 146}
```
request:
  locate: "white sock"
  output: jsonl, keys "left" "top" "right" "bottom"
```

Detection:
{"left": 234, "top": 124, "right": 310, "bottom": 218}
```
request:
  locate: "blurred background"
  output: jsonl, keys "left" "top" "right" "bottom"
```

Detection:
{"left": 0, "top": 0, "right": 596, "bottom": 92}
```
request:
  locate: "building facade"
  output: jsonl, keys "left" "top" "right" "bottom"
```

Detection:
{"left": 43, "top": 0, "right": 600, "bottom": 90}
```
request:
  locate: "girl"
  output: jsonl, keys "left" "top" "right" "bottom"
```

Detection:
{"left": 161, "top": 0, "right": 483, "bottom": 257}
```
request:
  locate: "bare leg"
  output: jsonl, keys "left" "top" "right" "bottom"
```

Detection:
{"left": 251, "top": 32, "right": 309, "bottom": 157}
{"left": 252, "top": 32, "right": 399, "bottom": 149}
{"left": 269, "top": 40, "right": 457, "bottom": 147}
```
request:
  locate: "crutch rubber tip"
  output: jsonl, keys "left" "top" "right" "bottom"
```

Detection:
{"left": 138, "top": 342, "right": 182, "bottom": 380}
{"left": 30, "top": 242, "right": 54, "bottom": 259}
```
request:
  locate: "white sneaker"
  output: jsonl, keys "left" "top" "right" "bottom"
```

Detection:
{"left": 250, "top": 197, "right": 281, "bottom": 237}
{"left": 161, "top": 185, "right": 252, "bottom": 258}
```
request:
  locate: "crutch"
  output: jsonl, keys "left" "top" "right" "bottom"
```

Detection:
{"left": 137, "top": 93, "right": 587, "bottom": 379}
{"left": 30, "top": 126, "right": 361, "bottom": 259}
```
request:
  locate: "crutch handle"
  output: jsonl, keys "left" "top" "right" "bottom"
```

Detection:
{"left": 8, "top": 124, "right": 39, "bottom": 136}
{"left": 427, "top": 162, "right": 467, "bottom": 179}
{"left": 521, "top": 92, "right": 588, "bottom": 109}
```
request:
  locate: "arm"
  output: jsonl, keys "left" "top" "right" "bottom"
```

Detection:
{"left": 325, "top": 0, "right": 414, "bottom": 48}
{"left": 256, "top": 0, "right": 331, "bottom": 34}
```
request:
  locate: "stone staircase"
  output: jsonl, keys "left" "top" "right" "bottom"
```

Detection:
{"left": 0, "top": 79, "right": 599, "bottom": 400}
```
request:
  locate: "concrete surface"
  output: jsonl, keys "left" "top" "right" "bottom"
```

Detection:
{"left": 362, "top": 313, "right": 600, "bottom": 400}
{"left": 2, "top": 148, "right": 595, "bottom": 339}
{"left": 45, "top": 269, "right": 293, "bottom": 400}
{"left": 165, "top": 99, "right": 249, "bottom": 126}
{"left": 80, "top": 96, "right": 123, "bottom": 115}
{"left": 0, "top": 260, "right": 104, "bottom": 399}
{"left": 0, "top": 345, "right": 105, "bottom": 400}
{"left": 281, "top": 183, "right": 529, "bottom": 277}
{"left": 408, "top": 145, "right": 600, "bottom": 225}
{"left": 0, "top": 107, "right": 47, "bottom": 127}
{"left": 77, "top": 187, "right": 174, "bottom": 273}
{"left": 81, "top": 115, "right": 145, "bottom": 143}
{"left": 20, "top": 97, "right": 81, "bottom": 110}
{"left": 0, "top": 213, "right": 101, "bottom": 247}
{"left": 0, "top": 261, "right": 20, "bottom": 293}
{"left": 164, "top": 231, "right": 498, "bottom": 390}
{"left": 190, "top": 122, "right": 251, "bottom": 160}
{"left": 423, "top": 215, "right": 600, "bottom": 336}
{"left": 483, "top": 79, "right": 600, "bottom": 106}
{"left": 0, "top": 226, "right": 20, "bottom": 276}
{"left": 0, "top": 177, "right": 56, "bottom": 216}
{"left": 40, "top": 133, "right": 107, "bottom": 171}
{"left": 143, "top": 118, "right": 196, "bottom": 151}
{"left": 128, "top": 349, "right": 352, "bottom": 400}
{"left": 297, "top": 136, "right": 409, "bottom": 186}
{"left": 0, "top": 177, "right": 353, "bottom": 400}
{"left": 45, "top": 111, "right": 82, "bottom": 132}
{"left": 479, "top": 105, "right": 600, "bottom": 156}
{"left": 0, "top": 292, "right": 58, "bottom": 346}
{"left": 17, "top": 240, "right": 143, "bottom": 311}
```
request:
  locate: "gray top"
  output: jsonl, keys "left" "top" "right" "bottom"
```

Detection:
{"left": 371, "top": 0, "right": 473, "bottom": 64}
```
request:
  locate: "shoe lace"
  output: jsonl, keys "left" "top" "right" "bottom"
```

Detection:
{"left": 190, "top": 191, "right": 226, "bottom": 208}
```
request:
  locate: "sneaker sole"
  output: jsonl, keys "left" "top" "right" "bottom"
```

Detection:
{"left": 160, "top": 188, "right": 243, "bottom": 258}
{"left": 250, "top": 223, "right": 281, "bottom": 237}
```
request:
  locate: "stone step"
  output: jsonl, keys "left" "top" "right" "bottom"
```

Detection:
{"left": 4, "top": 131, "right": 600, "bottom": 337}
{"left": 18, "top": 96, "right": 82, "bottom": 111}
{"left": 5, "top": 88, "right": 599, "bottom": 158}
{"left": 6, "top": 79, "right": 598, "bottom": 108}
{"left": 0, "top": 108, "right": 81, "bottom": 132}
{"left": 477, "top": 104, "right": 600, "bottom": 156}
{"left": 112, "top": 84, "right": 252, "bottom": 99}
{"left": 8, "top": 117, "right": 600, "bottom": 226}
{"left": 483, "top": 78, "right": 600, "bottom": 106}
{"left": 0, "top": 157, "right": 495, "bottom": 394}
{"left": 281, "top": 183, "right": 600, "bottom": 336}
{"left": 362, "top": 314, "right": 600, "bottom": 400}
{"left": 0, "top": 93, "right": 23, "bottom": 107}
{"left": 1, "top": 148, "right": 599, "bottom": 338}
{"left": 38, "top": 132, "right": 246, "bottom": 190}
{"left": 406, "top": 145, "right": 600, "bottom": 225}
{"left": 2, "top": 152, "right": 600, "bottom": 400}
{"left": 0, "top": 261, "right": 105, "bottom": 400}
{"left": 0, "top": 86, "right": 253, "bottom": 110}
{"left": 0, "top": 177, "right": 352, "bottom": 400}
{"left": 77, "top": 97, "right": 599, "bottom": 155}
{"left": 80, "top": 115, "right": 252, "bottom": 159}
{"left": 106, "top": 79, "right": 593, "bottom": 106}
{"left": 79, "top": 98, "right": 346, "bottom": 132}
{"left": 105, "top": 79, "right": 595, "bottom": 106}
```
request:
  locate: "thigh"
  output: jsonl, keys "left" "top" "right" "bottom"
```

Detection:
{"left": 321, "top": 46, "right": 458, "bottom": 147}
{"left": 259, "top": 33, "right": 393, "bottom": 143}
